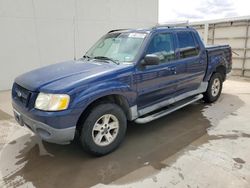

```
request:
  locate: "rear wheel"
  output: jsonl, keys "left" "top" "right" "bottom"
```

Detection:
{"left": 80, "top": 103, "right": 127, "bottom": 156}
{"left": 203, "top": 72, "right": 223, "bottom": 103}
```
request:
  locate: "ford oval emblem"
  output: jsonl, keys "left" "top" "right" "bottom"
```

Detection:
{"left": 16, "top": 90, "right": 22, "bottom": 97}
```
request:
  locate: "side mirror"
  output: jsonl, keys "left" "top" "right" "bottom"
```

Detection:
{"left": 141, "top": 54, "right": 160, "bottom": 66}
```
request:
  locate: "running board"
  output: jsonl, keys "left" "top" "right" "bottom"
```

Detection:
{"left": 135, "top": 94, "right": 203, "bottom": 124}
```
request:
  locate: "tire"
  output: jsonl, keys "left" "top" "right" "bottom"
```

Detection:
{"left": 203, "top": 72, "right": 223, "bottom": 103}
{"left": 80, "top": 103, "right": 127, "bottom": 156}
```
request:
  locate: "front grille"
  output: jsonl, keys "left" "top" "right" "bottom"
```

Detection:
{"left": 12, "top": 83, "right": 32, "bottom": 107}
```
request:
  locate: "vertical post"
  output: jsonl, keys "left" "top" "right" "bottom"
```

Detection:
{"left": 73, "top": 16, "right": 76, "bottom": 61}
{"left": 212, "top": 24, "right": 215, "bottom": 45}
{"left": 242, "top": 20, "right": 249, "bottom": 76}
{"left": 204, "top": 23, "right": 209, "bottom": 45}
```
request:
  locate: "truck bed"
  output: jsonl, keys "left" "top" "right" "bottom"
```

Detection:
{"left": 206, "top": 44, "right": 232, "bottom": 73}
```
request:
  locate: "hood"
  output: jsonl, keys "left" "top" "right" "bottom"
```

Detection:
{"left": 15, "top": 59, "right": 124, "bottom": 92}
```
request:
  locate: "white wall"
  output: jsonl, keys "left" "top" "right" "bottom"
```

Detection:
{"left": 0, "top": 0, "right": 158, "bottom": 90}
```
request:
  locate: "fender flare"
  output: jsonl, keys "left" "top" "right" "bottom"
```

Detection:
{"left": 205, "top": 55, "right": 227, "bottom": 81}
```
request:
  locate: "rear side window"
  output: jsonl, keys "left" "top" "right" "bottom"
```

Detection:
{"left": 177, "top": 31, "right": 199, "bottom": 58}
{"left": 146, "top": 33, "right": 176, "bottom": 63}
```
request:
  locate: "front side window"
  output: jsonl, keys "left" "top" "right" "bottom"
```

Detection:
{"left": 177, "top": 31, "right": 199, "bottom": 58}
{"left": 146, "top": 33, "right": 176, "bottom": 63}
{"left": 85, "top": 32, "right": 147, "bottom": 63}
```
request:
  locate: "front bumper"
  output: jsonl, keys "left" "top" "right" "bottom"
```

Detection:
{"left": 13, "top": 108, "right": 76, "bottom": 144}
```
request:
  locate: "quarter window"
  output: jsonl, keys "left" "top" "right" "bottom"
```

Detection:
{"left": 177, "top": 32, "right": 199, "bottom": 58}
{"left": 146, "top": 33, "right": 175, "bottom": 63}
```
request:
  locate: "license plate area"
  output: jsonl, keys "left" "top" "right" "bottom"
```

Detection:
{"left": 13, "top": 109, "right": 24, "bottom": 126}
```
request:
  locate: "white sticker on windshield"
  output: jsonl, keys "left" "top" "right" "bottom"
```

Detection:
{"left": 128, "top": 33, "right": 146, "bottom": 38}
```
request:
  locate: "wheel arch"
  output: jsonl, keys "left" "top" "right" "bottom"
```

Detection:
{"left": 205, "top": 56, "right": 227, "bottom": 82}
{"left": 215, "top": 65, "right": 226, "bottom": 81}
{"left": 75, "top": 94, "right": 131, "bottom": 135}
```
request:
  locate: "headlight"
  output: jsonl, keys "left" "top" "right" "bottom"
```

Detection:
{"left": 35, "top": 93, "right": 70, "bottom": 111}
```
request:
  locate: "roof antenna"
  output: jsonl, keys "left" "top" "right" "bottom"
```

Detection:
{"left": 73, "top": 16, "right": 76, "bottom": 60}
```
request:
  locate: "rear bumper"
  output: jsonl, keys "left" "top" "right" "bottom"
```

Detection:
{"left": 13, "top": 108, "right": 76, "bottom": 144}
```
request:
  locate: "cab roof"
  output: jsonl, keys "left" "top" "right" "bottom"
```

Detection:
{"left": 108, "top": 26, "right": 196, "bottom": 34}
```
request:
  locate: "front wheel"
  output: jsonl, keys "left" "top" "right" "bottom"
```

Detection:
{"left": 80, "top": 103, "right": 127, "bottom": 156}
{"left": 203, "top": 72, "right": 223, "bottom": 103}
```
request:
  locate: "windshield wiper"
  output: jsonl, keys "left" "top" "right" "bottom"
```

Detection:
{"left": 93, "top": 56, "right": 120, "bottom": 65}
{"left": 82, "top": 55, "right": 91, "bottom": 59}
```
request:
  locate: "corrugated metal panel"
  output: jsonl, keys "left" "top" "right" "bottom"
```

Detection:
{"left": 191, "top": 17, "right": 250, "bottom": 77}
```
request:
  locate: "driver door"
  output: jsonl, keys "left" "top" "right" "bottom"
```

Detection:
{"left": 135, "top": 32, "right": 182, "bottom": 110}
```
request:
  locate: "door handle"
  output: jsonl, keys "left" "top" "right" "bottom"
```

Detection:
{"left": 165, "top": 67, "right": 177, "bottom": 74}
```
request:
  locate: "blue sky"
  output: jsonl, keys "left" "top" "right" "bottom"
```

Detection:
{"left": 159, "top": 0, "right": 250, "bottom": 23}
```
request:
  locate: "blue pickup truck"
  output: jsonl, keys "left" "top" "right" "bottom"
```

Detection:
{"left": 12, "top": 26, "right": 232, "bottom": 155}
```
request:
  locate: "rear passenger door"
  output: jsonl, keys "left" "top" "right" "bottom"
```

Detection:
{"left": 175, "top": 31, "right": 207, "bottom": 94}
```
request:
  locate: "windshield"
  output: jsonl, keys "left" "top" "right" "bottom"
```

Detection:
{"left": 85, "top": 32, "right": 147, "bottom": 63}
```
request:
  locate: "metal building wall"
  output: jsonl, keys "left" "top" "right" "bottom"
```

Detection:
{"left": 191, "top": 16, "right": 250, "bottom": 77}
{"left": 0, "top": 0, "right": 158, "bottom": 91}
